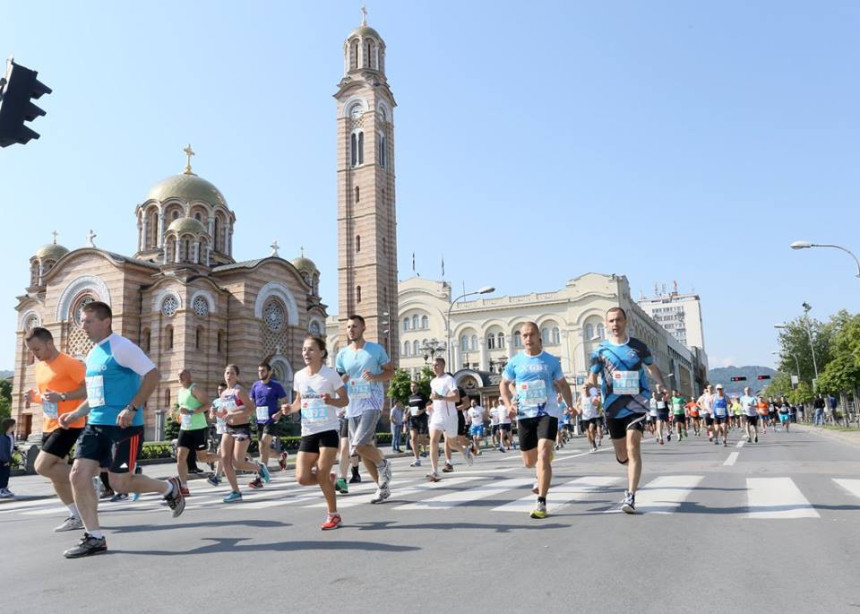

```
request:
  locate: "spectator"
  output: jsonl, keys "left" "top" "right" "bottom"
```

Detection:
{"left": 0, "top": 418, "right": 16, "bottom": 498}
{"left": 389, "top": 400, "right": 404, "bottom": 453}
{"left": 813, "top": 395, "right": 826, "bottom": 426}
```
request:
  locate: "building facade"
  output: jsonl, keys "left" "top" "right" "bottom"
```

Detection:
{"left": 637, "top": 284, "right": 706, "bottom": 350}
{"left": 11, "top": 157, "right": 327, "bottom": 441}
{"left": 328, "top": 273, "right": 709, "bottom": 406}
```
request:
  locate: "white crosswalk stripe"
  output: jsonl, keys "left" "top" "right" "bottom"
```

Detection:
{"left": 747, "top": 477, "right": 820, "bottom": 519}
{"left": 395, "top": 478, "right": 533, "bottom": 511}
{"left": 606, "top": 475, "right": 703, "bottom": 514}
{"left": 494, "top": 476, "right": 622, "bottom": 514}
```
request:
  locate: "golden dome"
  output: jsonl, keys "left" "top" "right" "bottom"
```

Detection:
{"left": 145, "top": 173, "right": 228, "bottom": 209}
{"left": 33, "top": 243, "right": 69, "bottom": 260}
{"left": 167, "top": 216, "right": 208, "bottom": 235}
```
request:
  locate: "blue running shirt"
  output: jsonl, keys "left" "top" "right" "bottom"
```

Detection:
{"left": 589, "top": 337, "right": 653, "bottom": 419}
{"left": 335, "top": 341, "right": 389, "bottom": 418}
{"left": 85, "top": 333, "right": 156, "bottom": 427}
{"left": 502, "top": 351, "right": 563, "bottom": 419}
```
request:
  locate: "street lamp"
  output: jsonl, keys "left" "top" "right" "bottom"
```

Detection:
{"left": 420, "top": 338, "right": 447, "bottom": 364}
{"left": 775, "top": 311, "right": 820, "bottom": 388}
{"left": 791, "top": 241, "right": 860, "bottom": 279}
{"left": 446, "top": 285, "right": 495, "bottom": 370}
{"left": 771, "top": 350, "right": 801, "bottom": 385}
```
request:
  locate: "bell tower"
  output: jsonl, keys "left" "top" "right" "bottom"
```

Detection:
{"left": 335, "top": 8, "right": 399, "bottom": 363}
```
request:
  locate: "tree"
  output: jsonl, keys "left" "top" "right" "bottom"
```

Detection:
{"left": 817, "top": 312, "right": 860, "bottom": 397}
{"left": 762, "top": 372, "right": 793, "bottom": 399}
{"left": 789, "top": 381, "right": 814, "bottom": 406}
{"left": 388, "top": 366, "right": 433, "bottom": 405}
{"left": 0, "top": 379, "right": 11, "bottom": 421}
{"left": 775, "top": 314, "right": 836, "bottom": 388}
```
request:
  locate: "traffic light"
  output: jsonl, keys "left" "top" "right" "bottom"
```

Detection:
{"left": 0, "top": 58, "right": 52, "bottom": 147}
{"left": 730, "top": 376, "right": 747, "bottom": 382}
{"left": 757, "top": 375, "right": 771, "bottom": 380}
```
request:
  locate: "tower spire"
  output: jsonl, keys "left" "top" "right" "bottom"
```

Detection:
{"left": 361, "top": 4, "right": 368, "bottom": 26}
{"left": 183, "top": 144, "right": 195, "bottom": 175}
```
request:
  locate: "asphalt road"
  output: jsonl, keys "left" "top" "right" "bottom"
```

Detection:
{"left": 3, "top": 425, "right": 859, "bottom": 613}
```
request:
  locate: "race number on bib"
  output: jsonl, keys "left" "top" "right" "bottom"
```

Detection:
{"left": 301, "top": 397, "right": 328, "bottom": 422}
{"left": 180, "top": 413, "right": 193, "bottom": 428}
{"left": 43, "top": 400, "right": 58, "bottom": 419}
{"left": 255, "top": 405, "right": 270, "bottom": 422}
{"left": 612, "top": 371, "right": 640, "bottom": 396}
{"left": 86, "top": 375, "right": 106, "bottom": 408}
{"left": 350, "top": 380, "right": 372, "bottom": 400}
{"left": 519, "top": 380, "right": 547, "bottom": 407}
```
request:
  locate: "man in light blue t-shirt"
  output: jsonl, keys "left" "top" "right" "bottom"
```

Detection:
{"left": 335, "top": 315, "right": 395, "bottom": 504}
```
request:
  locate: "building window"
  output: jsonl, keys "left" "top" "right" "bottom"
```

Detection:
{"left": 551, "top": 327, "right": 560, "bottom": 345}
{"left": 161, "top": 295, "right": 179, "bottom": 318}
{"left": 460, "top": 335, "right": 468, "bottom": 352}
{"left": 72, "top": 294, "right": 95, "bottom": 327}
{"left": 192, "top": 295, "right": 209, "bottom": 317}
{"left": 514, "top": 331, "right": 522, "bottom": 348}
{"left": 585, "top": 324, "right": 594, "bottom": 340}
{"left": 356, "top": 235, "right": 361, "bottom": 252}
{"left": 358, "top": 132, "right": 364, "bottom": 164}
{"left": 470, "top": 335, "right": 478, "bottom": 351}
{"left": 421, "top": 315, "right": 428, "bottom": 329}
{"left": 165, "top": 388, "right": 170, "bottom": 409}
{"left": 356, "top": 285, "right": 362, "bottom": 303}
{"left": 351, "top": 131, "right": 364, "bottom": 166}
{"left": 597, "top": 324, "right": 605, "bottom": 339}
{"left": 263, "top": 299, "right": 285, "bottom": 332}
{"left": 497, "top": 332, "right": 505, "bottom": 348}
{"left": 403, "top": 341, "right": 410, "bottom": 356}
{"left": 142, "top": 329, "right": 151, "bottom": 353}
{"left": 487, "top": 335, "right": 495, "bottom": 350}
{"left": 309, "top": 320, "right": 322, "bottom": 336}
{"left": 378, "top": 133, "right": 386, "bottom": 168}
{"left": 412, "top": 315, "right": 418, "bottom": 330}
{"left": 541, "top": 328, "right": 549, "bottom": 345}
{"left": 382, "top": 237, "right": 387, "bottom": 254}
{"left": 354, "top": 186, "right": 360, "bottom": 203}
{"left": 403, "top": 318, "right": 409, "bottom": 331}
{"left": 413, "top": 340, "right": 419, "bottom": 355}
{"left": 195, "top": 327, "right": 203, "bottom": 350}
{"left": 165, "top": 325, "right": 174, "bottom": 351}
{"left": 217, "top": 330, "right": 226, "bottom": 354}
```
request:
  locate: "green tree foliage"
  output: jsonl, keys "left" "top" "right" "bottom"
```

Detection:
{"left": 388, "top": 366, "right": 433, "bottom": 405}
{"left": 774, "top": 313, "right": 837, "bottom": 388}
{"left": 762, "top": 372, "right": 793, "bottom": 398}
{"left": 817, "top": 312, "right": 860, "bottom": 395}
{"left": 0, "top": 379, "right": 11, "bottom": 421}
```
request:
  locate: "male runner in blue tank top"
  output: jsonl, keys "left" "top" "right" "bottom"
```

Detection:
{"left": 587, "top": 307, "right": 669, "bottom": 514}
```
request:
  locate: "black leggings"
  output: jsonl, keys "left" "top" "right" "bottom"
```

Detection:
{"left": 0, "top": 462, "right": 10, "bottom": 489}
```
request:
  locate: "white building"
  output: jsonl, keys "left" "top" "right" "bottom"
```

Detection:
{"left": 637, "top": 285, "right": 706, "bottom": 350}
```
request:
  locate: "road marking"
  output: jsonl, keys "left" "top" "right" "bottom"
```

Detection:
{"left": 310, "top": 476, "right": 483, "bottom": 509}
{"left": 747, "top": 477, "right": 819, "bottom": 519}
{"left": 606, "top": 475, "right": 703, "bottom": 514}
{"left": 723, "top": 452, "right": 739, "bottom": 466}
{"left": 493, "top": 475, "right": 622, "bottom": 514}
{"left": 736, "top": 440, "right": 745, "bottom": 448}
{"left": 394, "top": 478, "right": 533, "bottom": 510}
{"left": 833, "top": 479, "right": 860, "bottom": 500}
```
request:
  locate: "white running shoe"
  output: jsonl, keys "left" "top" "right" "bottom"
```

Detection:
{"left": 53, "top": 516, "right": 84, "bottom": 532}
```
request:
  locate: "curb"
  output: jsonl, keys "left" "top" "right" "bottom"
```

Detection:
{"left": 793, "top": 424, "right": 860, "bottom": 448}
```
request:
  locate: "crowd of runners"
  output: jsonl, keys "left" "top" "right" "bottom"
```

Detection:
{"left": 8, "top": 302, "right": 794, "bottom": 558}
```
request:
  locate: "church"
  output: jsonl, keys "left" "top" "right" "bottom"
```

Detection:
{"left": 10, "top": 13, "right": 398, "bottom": 441}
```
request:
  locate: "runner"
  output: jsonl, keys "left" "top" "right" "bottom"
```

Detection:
{"left": 288, "top": 335, "right": 348, "bottom": 530}
{"left": 697, "top": 385, "right": 715, "bottom": 442}
{"left": 579, "top": 385, "right": 602, "bottom": 452}
{"left": 389, "top": 400, "right": 405, "bottom": 453}
{"left": 406, "top": 381, "right": 429, "bottom": 467}
{"left": 496, "top": 399, "right": 512, "bottom": 452}
{"left": 174, "top": 369, "right": 219, "bottom": 495}
{"left": 730, "top": 396, "right": 743, "bottom": 431}
{"left": 647, "top": 393, "right": 658, "bottom": 439}
{"left": 500, "top": 322, "right": 574, "bottom": 519}
{"left": 425, "top": 357, "right": 473, "bottom": 481}
{"left": 444, "top": 388, "right": 474, "bottom": 470}
{"left": 556, "top": 394, "right": 569, "bottom": 450}
{"left": 489, "top": 400, "right": 501, "bottom": 450}
{"left": 740, "top": 387, "right": 759, "bottom": 443}
{"left": 215, "top": 364, "right": 270, "bottom": 503}
{"left": 207, "top": 383, "right": 228, "bottom": 486}
{"left": 686, "top": 395, "right": 701, "bottom": 436}
{"left": 587, "top": 307, "right": 669, "bottom": 514}
{"left": 468, "top": 399, "right": 487, "bottom": 453}
{"left": 24, "top": 327, "right": 88, "bottom": 532}
{"left": 670, "top": 390, "right": 688, "bottom": 441}
{"left": 777, "top": 398, "right": 791, "bottom": 432}
{"left": 712, "top": 385, "right": 730, "bottom": 446}
{"left": 757, "top": 397, "right": 770, "bottom": 435}
{"left": 249, "top": 362, "right": 288, "bottom": 488}
{"left": 335, "top": 314, "right": 394, "bottom": 504}
{"left": 654, "top": 387, "right": 671, "bottom": 444}
{"left": 57, "top": 301, "right": 184, "bottom": 558}
{"left": 334, "top": 408, "right": 361, "bottom": 494}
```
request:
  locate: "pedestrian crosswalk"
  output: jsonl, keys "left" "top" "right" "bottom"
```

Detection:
{"left": 3, "top": 470, "right": 860, "bottom": 522}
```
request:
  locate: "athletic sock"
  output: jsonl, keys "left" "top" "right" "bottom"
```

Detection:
{"left": 89, "top": 530, "right": 104, "bottom": 539}
{"left": 100, "top": 473, "right": 111, "bottom": 490}
{"left": 162, "top": 481, "right": 174, "bottom": 498}
{"left": 351, "top": 466, "right": 360, "bottom": 478}
{"left": 537, "top": 496, "right": 546, "bottom": 505}
{"left": 67, "top": 503, "right": 80, "bottom": 518}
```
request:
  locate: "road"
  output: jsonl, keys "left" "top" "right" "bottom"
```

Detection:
{"left": 3, "top": 425, "right": 860, "bottom": 613}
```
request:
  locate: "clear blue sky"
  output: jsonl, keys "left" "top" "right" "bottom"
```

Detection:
{"left": 2, "top": 1, "right": 858, "bottom": 371}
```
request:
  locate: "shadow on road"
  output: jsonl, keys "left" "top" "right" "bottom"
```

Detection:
{"left": 115, "top": 537, "right": 420, "bottom": 556}
{"left": 351, "top": 520, "right": 567, "bottom": 533}
{"left": 107, "top": 519, "right": 291, "bottom": 534}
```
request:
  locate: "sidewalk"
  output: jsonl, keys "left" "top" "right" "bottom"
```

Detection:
{"left": 792, "top": 423, "right": 860, "bottom": 448}
{"left": 1, "top": 448, "right": 411, "bottom": 504}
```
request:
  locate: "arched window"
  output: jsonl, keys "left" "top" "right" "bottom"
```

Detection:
{"left": 356, "top": 285, "right": 362, "bottom": 303}
{"left": 382, "top": 237, "right": 387, "bottom": 254}
{"left": 165, "top": 388, "right": 170, "bottom": 409}
{"left": 498, "top": 332, "right": 505, "bottom": 348}
{"left": 358, "top": 132, "right": 364, "bottom": 165}
{"left": 585, "top": 323, "right": 594, "bottom": 340}
{"left": 217, "top": 329, "right": 226, "bottom": 354}
{"left": 403, "top": 341, "right": 410, "bottom": 356}
{"left": 412, "top": 340, "right": 419, "bottom": 355}
{"left": 350, "top": 40, "right": 359, "bottom": 71}
{"left": 309, "top": 321, "right": 322, "bottom": 336}
{"left": 350, "top": 133, "right": 357, "bottom": 166}
{"left": 403, "top": 318, "right": 409, "bottom": 331}
{"left": 356, "top": 235, "right": 361, "bottom": 252}
{"left": 172, "top": 211, "right": 179, "bottom": 220}
{"left": 412, "top": 315, "right": 418, "bottom": 329}
{"left": 165, "top": 325, "right": 174, "bottom": 351}
{"left": 364, "top": 41, "right": 371, "bottom": 67}
{"left": 514, "top": 331, "right": 522, "bottom": 348}
{"left": 541, "top": 328, "right": 549, "bottom": 345}
{"left": 142, "top": 329, "right": 151, "bottom": 353}
{"left": 460, "top": 335, "right": 468, "bottom": 352}
{"left": 263, "top": 299, "right": 286, "bottom": 332}
{"left": 597, "top": 324, "right": 605, "bottom": 339}
{"left": 194, "top": 212, "right": 201, "bottom": 221}
{"left": 552, "top": 327, "right": 561, "bottom": 345}
{"left": 378, "top": 133, "right": 386, "bottom": 167}
{"left": 470, "top": 335, "right": 478, "bottom": 351}
{"left": 354, "top": 186, "right": 360, "bottom": 203}
{"left": 195, "top": 326, "right": 203, "bottom": 350}
{"left": 421, "top": 315, "right": 428, "bottom": 329}
{"left": 487, "top": 335, "right": 495, "bottom": 350}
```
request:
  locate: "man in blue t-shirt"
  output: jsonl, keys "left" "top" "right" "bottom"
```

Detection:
{"left": 335, "top": 315, "right": 395, "bottom": 504}
{"left": 500, "top": 321, "right": 574, "bottom": 520}
{"left": 249, "top": 362, "right": 288, "bottom": 487}
{"left": 587, "top": 306, "right": 669, "bottom": 515}
{"left": 57, "top": 301, "right": 185, "bottom": 558}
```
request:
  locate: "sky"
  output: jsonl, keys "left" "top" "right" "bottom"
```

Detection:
{"left": 1, "top": 0, "right": 858, "bottom": 371}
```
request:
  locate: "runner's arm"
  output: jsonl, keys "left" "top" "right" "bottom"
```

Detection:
{"left": 191, "top": 385, "right": 210, "bottom": 413}
{"left": 554, "top": 377, "right": 575, "bottom": 414}
{"left": 499, "top": 377, "right": 516, "bottom": 417}
{"left": 59, "top": 400, "right": 92, "bottom": 427}
{"left": 324, "top": 385, "right": 349, "bottom": 408}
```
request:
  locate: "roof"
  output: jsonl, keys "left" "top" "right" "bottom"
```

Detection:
{"left": 145, "top": 173, "right": 228, "bottom": 208}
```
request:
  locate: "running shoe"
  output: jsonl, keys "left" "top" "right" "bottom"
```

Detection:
{"left": 530, "top": 501, "right": 548, "bottom": 519}
{"left": 164, "top": 477, "right": 186, "bottom": 518}
{"left": 53, "top": 516, "right": 84, "bottom": 533}
{"left": 100, "top": 489, "right": 116, "bottom": 500}
{"left": 426, "top": 471, "right": 441, "bottom": 482}
{"left": 369, "top": 485, "right": 390, "bottom": 504}
{"left": 278, "top": 452, "right": 288, "bottom": 471}
{"left": 463, "top": 446, "right": 474, "bottom": 466}
{"left": 131, "top": 492, "right": 140, "bottom": 502}
{"left": 498, "top": 446, "right": 506, "bottom": 453}
{"left": 714, "top": 439, "right": 720, "bottom": 445}
{"left": 378, "top": 459, "right": 392, "bottom": 490}
{"left": 410, "top": 459, "right": 422, "bottom": 467}
{"left": 258, "top": 462, "right": 271, "bottom": 484}
{"left": 349, "top": 470, "right": 362, "bottom": 484}
{"left": 591, "top": 445, "right": 598, "bottom": 453}
{"left": 659, "top": 439, "right": 664, "bottom": 445}
{"left": 223, "top": 490, "right": 243, "bottom": 503}
{"left": 442, "top": 463, "right": 454, "bottom": 473}
{"left": 63, "top": 533, "right": 107, "bottom": 559}
{"left": 321, "top": 513, "right": 342, "bottom": 531}
{"left": 248, "top": 477, "right": 264, "bottom": 489}
{"left": 335, "top": 478, "right": 349, "bottom": 494}
{"left": 109, "top": 493, "right": 129, "bottom": 502}
{"left": 723, "top": 440, "right": 727, "bottom": 447}
{"left": 754, "top": 435, "right": 758, "bottom": 443}
{"left": 207, "top": 474, "right": 221, "bottom": 487}
{"left": 0, "top": 488, "right": 11, "bottom": 499}
{"left": 179, "top": 486, "right": 191, "bottom": 497}
{"left": 620, "top": 490, "right": 636, "bottom": 514}
{"left": 667, "top": 432, "right": 672, "bottom": 442}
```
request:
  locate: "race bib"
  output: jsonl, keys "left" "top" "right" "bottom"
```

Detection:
{"left": 612, "top": 371, "right": 640, "bottom": 396}
{"left": 180, "top": 413, "right": 193, "bottom": 428}
{"left": 518, "top": 380, "right": 547, "bottom": 407}
{"left": 255, "top": 405, "right": 271, "bottom": 422}
{"left": 410, "top": 407, "right": 420, "bottom": 416}
{"left": 301, "top": 397, "right": 328, "bottom": 422}
{"left": 43, "top": 400, "right": 59, "bottom": 419}
{"left": 350, "top": 379, "right": 372, "bottom": 400}
{"left": 86, "top": 375, "right": 106, "bottom": 408}
{"left": 216, "top": 416, "right": 227, "bottom": 434}
{"left": 222, "top": 398, "right": 238, "bottom": 412}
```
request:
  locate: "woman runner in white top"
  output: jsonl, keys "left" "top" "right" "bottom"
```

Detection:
{"left": 286, "top": 335, "right": 349, "bottom": 531}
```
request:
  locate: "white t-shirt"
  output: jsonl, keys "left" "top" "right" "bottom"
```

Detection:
{"left": 429, "top": 374, "right": 458, "bottom": 421}
{"left": 293, "top": 365, "right": 344, "bottom": 437}
{"left": 649, "top": 397, "right": 658, "bottom": 417}
{"left": 469, "top": 405, "right": 484, "bottom": 425}
{"left": 698, "top": 393, "right": 714, "bottom": 416}
{"left": 489, "top": 407, "right": 499, "bottom": 426}
{"left": 496, "top": 404, "right": 512, "bottom": 425}
{"left": 581, "top": 395, "right": 599, "bottom": 420}
{"left": 740, "top": 395, "right": 757, "bottom": 417}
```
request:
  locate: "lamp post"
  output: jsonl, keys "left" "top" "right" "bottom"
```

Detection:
{"left": 421, "top": 338, "right": 447, "bottom": 364}
{"left": 775, "top": 310, "right": 819, "bottom": 389}
{"left": 771, "top": 350, "right": 801, "bottom": 386}
{"left": 445, "top": 285, "right": 494, "bottom": 370}
{"left": 791, "top": 241, "right": 860, "bottom": 279}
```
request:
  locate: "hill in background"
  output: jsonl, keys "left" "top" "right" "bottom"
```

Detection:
{"left": 707, "top": 366, "right": 777, "bottom": 397}
{"left": 0, "top": 370, "right": 12, "bottom": 379}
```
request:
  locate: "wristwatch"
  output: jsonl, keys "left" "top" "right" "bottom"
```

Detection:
{"left": 126, "top": 404, "right": 139, "bottom": 413}
{"left": 59, "top": 393, "right": 67, "bottom": 401}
